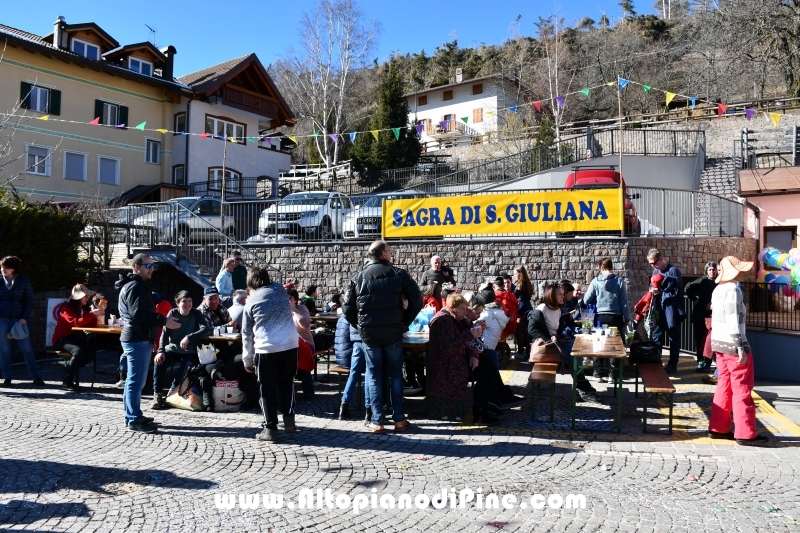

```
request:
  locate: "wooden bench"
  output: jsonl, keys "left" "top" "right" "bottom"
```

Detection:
{"left": 46, "top": 349, "right": 97, "bottom": 388}
{"left": 313, "top": 347, "right": 335, "bottom": 380}
{"left": 529, "top": 363, "right": 559, "bottom": 422}
{"left": 636, "top": 362, "right": 676, "bottom": 434}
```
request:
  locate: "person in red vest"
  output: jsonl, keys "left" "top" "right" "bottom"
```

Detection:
{"left": 493, "top": 276, "right": 518, "bottom": 339}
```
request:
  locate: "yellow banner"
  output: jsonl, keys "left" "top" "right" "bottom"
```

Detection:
{"left": 382, "top": 189, "right": 623, "bottom": 238}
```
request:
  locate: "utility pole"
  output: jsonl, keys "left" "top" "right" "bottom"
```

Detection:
{"left": 220, "top": 138, "right": 228, "bottom": 255}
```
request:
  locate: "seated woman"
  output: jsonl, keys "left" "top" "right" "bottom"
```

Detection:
{"left": 528, "top": 283, "right": 600, "bottom": 403}
{"left": 287, "top": 288, "right": 315, "bottom": 400}
{"left": 325, "top": 293, "right": 343, "bottom": 313}
{"left": 151, "top": 290, "right": 210, "bottom": 410}
{"left": 52, "top": 284, "right": 101, "bottom": 391}
{"left": 428, "top": 293, "right": 520, "bottom": 425}
{"left": 467, "top": 288, "right": 509, "bottom": 369}
{"left": 422, "top": 282, "right": 443, "bottom": 312}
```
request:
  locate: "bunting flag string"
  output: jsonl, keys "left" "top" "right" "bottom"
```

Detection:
{"left": 5, "top": 76, "right": 786, "bottom": 147}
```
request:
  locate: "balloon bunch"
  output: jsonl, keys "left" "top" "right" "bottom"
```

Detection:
{"left": 757, "top": 246, "right": 800, "bottom": 296}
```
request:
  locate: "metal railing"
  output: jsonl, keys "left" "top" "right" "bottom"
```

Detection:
{"left": 404, "top": 129, "right": 706, "bottom": 193}
{"left": 188, "top": 177, "right": 275, "bottom": 199}
{"left": 743, "top": 282, "right": 800, "bottom": 333}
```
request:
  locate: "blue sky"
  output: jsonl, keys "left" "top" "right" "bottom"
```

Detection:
{"left": 2, "top": 0, "right": 655, "bottom": 77}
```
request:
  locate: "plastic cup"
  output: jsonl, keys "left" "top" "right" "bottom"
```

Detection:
{"left": 226, "top": 326, "right": 233, "bottom": 334}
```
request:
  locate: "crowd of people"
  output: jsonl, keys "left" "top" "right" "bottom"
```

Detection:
{"left": 0, "top": 243, "right": 769, "bottom": 446}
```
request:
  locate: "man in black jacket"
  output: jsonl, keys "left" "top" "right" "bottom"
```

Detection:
{"left": 116, "top": 253, "right": 179, "bottom": 432}
{"left": 343, "top": 241, "right": 422, "bottom": 433}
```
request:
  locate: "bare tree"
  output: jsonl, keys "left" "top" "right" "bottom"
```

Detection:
{"left": 276, "top": 0, "right": 380, "bottom": 169}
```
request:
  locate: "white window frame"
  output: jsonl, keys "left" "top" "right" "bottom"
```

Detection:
{"left": 208, "top": 168, "right": 241, "bottom": 192}
{"left": 174, "top": 112, "right": 186, "bottom": 134}
{"left": 63, "top": 150, "right": 88, "bottom": 181}
{"left": 102, "top": 102, "right": 119, "bottom": 127}
{"left": 172, "top": 165, "right": 185, "bottom": 186}
{"left": 25, "top": 144, "right": 51, "bottom": 176}
{"left": 145, "top": 138, "right": 161, "bottom": 164}
{"left": 71, "top": 38, "right": 100, "bottom": 60}
{"left": 205, "top": 116, "right": 245, "bottom": 143}
{"left": 30, "top": 86, "right": 49, "bottom": 113}
{"left": 97, "top": 155, "right": 121, "bottom": 186}
{"left": 129, "top": 57, "right": 153, "bottom": 77}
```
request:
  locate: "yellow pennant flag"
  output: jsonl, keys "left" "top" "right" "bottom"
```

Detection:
{"left": 228, "top": 136, "right": 237, "bottom": 143}
{"left": 289, "top": 135, "right": 297, "bottom": 144}
{"left": 370, "top": 130, "right": 379, "bottom": 141}
{"left": 665, "top": 92, "right": 676, "bottom": 106}
{"left": 770, "top": 112, "right": 781, "bottom": 127}
{"left": 606, "top": 81, "right": 615, "bottom": 86}
{"left": 486, "top": 111, "right": 494, "bottom": 116}
{"left": 37, "top": 115, "right": 49, "bottom": 121}
{"left": 156, "top": 128, "right": 168, "bottom": 134}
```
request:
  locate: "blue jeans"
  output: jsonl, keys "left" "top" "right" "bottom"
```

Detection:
{"left": 652, "top": 320, "right": 681, "bottom": 368}
{"left": 121, "top": 340, "right": 152, "bottom": 425}
{"left": 0, "top": 318, "right": 40, "bottom": 380}
{"left": 560, "top": 337, "right": 594, "bottom": 393}
{"left": 342, "top": 341, "right": 371, "bottom": 406}
{"left": 363, "top": 339, "right": 404, "bottom": 425}
{"left": 153, "top": 351, "right": 196, "bottom": 393}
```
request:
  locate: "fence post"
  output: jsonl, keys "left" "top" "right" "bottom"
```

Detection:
{"left": 661, "top": 189, "right": 666, "bottom": 236}
{"left": 673, "top": 130, "right": 677, "bottom": 156}
{"left": 691, "top": 191, "right": 696, "bottom": 235}
{"left": 764, "top": 284, "right": 769, "bottom": 332}
{"left": 643, "top": 129, "right": 647, "bottom": 156}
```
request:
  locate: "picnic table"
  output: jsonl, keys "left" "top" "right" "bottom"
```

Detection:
{"left": 69, "top": 325, "right": 123, "bottom": 387}
{"left": 570, "top": 334, "right": 627, "bottom": 433}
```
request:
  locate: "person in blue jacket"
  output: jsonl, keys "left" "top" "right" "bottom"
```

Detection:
{"left": 646, "top": 248, "right": 685, "bottom": 374}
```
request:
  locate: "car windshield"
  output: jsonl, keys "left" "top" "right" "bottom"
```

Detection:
{"left": 171, "top": 198, "right": 198, "bottom": 209}
{"left": 362, "top": 194, "right": 420, "bottom": 208}
{"left": 361, "top": 196, "right": 382, "bottom": 208}
{"left": 280, "top": 194, "right": 328, "bottom": 206}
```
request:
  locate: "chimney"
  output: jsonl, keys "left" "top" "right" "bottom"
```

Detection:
{"left": 455, "top": 68, "right": 463, "bottom": 83}
{"left": 53, "top": 16, "right": 67, "bottom": 50}
{"left": 160, "top": 45, "right": 177, "bottom": 80}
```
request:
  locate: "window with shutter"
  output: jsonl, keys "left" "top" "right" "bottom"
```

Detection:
{"left": 29, "top": 87, "right": 49, "bottom": 113}
{"left": 418, "top": 95, "right": 427, "bottom": 106}
{"left": 19, "top": 82, "right": 32, "bottom": 110}
{"left": 98, "top": 156, "right": 120, "bottom": 185}
{"left": 118, "top": 106, "right": 128, "bottom": 128}
{"left": 174, "top": 113, "right": 186, "bottom": 134}
{"left": 145, "top": 139, "right": 161, "bottom": 164}
{"left": 473, "top": 108, "right": 483, "bottom": 123}
{"left": 472, "top": 84, "right": 483, "bottom": 95}
{"left": 64, "top": 152, "right": 87, "bottom": 181}
{"left": 443, "top": 90, "right": 453, "bottom": 101}
{"left": 49, "top": 90, "right": 61, "bottom": 115}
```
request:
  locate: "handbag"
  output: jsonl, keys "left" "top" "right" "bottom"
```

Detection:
{"left": 165, "top": 376, "right": 205, "bottom": 411}
{"left": 212, "top": 380, "right": 246, "bottom": 412}
{"left": 297, "top": 337, "right": 315, "bottom": 373}
{"left": 528, "top": 338, "right": 562, "bottom": 364}
{"left": 629, "top": 340, "right": 662, "bottom": 364}
{"left": 197, "top": 344, "right": 218, "bottom": 365}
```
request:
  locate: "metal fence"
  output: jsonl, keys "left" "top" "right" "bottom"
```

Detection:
{"left": 188, "top": 177, "right": 275, "bottom": 199}
{"left": 742, "top": 282, "right": 800, "bottom": 333}
{"left": 404, "top": 129, "right": 705, "bottom": 193}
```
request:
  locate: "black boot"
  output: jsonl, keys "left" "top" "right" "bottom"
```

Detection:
{"left": 61, "top": 366, "right": 78, "bottom": 391}
{"left": 338, "top": 403, "right": 351, "bottom": 420}
{"left": 364, "top": 406, "right": 372, "bottom": 427}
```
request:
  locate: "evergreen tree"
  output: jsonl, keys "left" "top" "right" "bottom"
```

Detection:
{"left": 352, "top": 60, "right": 421, "bottom": 186}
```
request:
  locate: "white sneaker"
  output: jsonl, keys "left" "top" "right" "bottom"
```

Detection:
{"left": 114, "top": 379, "right": 126, "bottom": 389}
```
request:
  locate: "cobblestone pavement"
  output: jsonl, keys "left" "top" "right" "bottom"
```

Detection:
{"left": 1, "top": 351, "right": 800, "bottom": 532}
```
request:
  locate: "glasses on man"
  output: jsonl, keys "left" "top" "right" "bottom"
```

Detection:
{"left": 138, "top": 263, "right": 154, "bottom": 269}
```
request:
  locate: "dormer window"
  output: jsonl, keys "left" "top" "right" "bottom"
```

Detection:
{"left": 129, "top": 58, "right": 153, "bottom": 77}
{"left": 72, "top": 38, "right": 99, "bottom": 60}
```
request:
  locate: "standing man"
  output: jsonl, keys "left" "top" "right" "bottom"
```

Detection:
{"left": 420, "top": 255, "right": 455, "bottom": 287}
{"left": 231, "top": 251, "right": 248, "bottom": 291}
{"left": 344, "top": 240, "right": 422, "bottom": 433}
{"left": 216, "top": 258, "right": 236, "bottom": 307}
{"left": 647, "top": 248, "right": 685, "bottom": 374}
{"left": 116, "top": 254, "right": 179, "bottom": 432}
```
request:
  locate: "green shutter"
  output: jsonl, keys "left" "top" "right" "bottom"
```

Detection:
{"left": 20, "top": 82, "right": 32, "bottom": 110}
{"left": 118, "top": 106, "right": 129, "bottom": 129}
{"left": 49, "top": 89, "right": 61, "bottom": 116}
{"left": 94, "top": 100, "right": 104, "bottom": 122}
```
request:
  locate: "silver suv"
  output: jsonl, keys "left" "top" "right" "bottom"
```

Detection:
{"left": 133, "top": 196, "right": 235, "bottom": 244}
{"left": 258, "top": 190, "right": 353, "bottom": 240}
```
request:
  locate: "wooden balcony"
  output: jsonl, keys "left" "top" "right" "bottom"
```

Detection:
{"left": 426, "top": 119, "right": 482, "bottom": 139}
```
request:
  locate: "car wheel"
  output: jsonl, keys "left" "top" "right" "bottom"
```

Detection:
{"left": 177, "top": 226, "right": 190, "bottom": 246}
{"left": 319, "top": 219, "right": 332, "bottom": 241}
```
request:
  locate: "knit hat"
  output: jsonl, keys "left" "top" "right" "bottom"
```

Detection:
{"left": 70, "top": 283, "right": 94, "bottom": 301}
{"left": 716, "top": 256, "right": 754, "bottom": 283}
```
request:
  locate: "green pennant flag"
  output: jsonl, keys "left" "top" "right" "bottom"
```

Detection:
{"left": 643, "top": 85, "right": 652, "bottom": 92}
{"left": 310, "top": 132, "right": 319, "bottom": 137}
{"left": 461, "top": 117, "right": 469, "bottom": 123}
{"left": 392, "top": 127, "right": 400, "bottom": 140}
{"left": 135, "top": 121, "right": 146, "bottom": 130}
{"left": 581, "top": 88, "right": 590, "bottom": 96}
{"left": 247, "top": 137, "right": 255, "bottom": 143}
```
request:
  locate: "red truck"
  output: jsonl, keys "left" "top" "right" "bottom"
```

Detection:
{"left": 564, "top": 166, "right": 640, "bottom": 235}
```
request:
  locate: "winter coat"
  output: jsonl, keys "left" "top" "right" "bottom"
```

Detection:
{"left": 479, "top": 304, "right": 510, "bottom": 350}
{"left": 52, "top": 302, "right": 97, "bottom": 345}
{"left": 427, "top": 308, "right": 477, "bottom": 401}
{"left": 685, "top": 275, "right": 716, "bottom": 322}
{"left": 583, "top": 272, "right": 630, "bottom": 322}
{"left": 334, "top": 315, "right": 354, "bottom": 367}
{"left": 115, "top": 273, "right": 166, "bottom": 343}
{"left": 343, "top": 259, "right": 422, "bottom": 346}
{"left": 0, "top": 274, "right": 34, "bottom": 321}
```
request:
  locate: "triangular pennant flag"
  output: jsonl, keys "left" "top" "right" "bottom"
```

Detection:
{"left": 89, "top": 117, "right": 100, "bottom": 125}
{"left": 580, "top": 88, "right": 590, "bottom": 96}
{"left": 556, "top": 95, "right": 565, "bottom": 109}
{"left": 461, "top": 117, "right": 469, "bottom": 123}
{"left": 329, "top": 134, "right": 338, "bottom": 143}
{"left": 690, "top": 97, "right": 696, "bottom": 110}
{"left": 438, "top": 121, "right": 447, "bottom": 131}
{"left": 533, "top": 101, "right": 542, "bottom": 112}
{"left": 310, "top": 132, "right": 319, "bottom": 137}
{"left": 228, "top": 136, "right": 237, "bottom": 143}
{"left": 115, "top": 124, "right": 126, "bottom": 128}
{"left": 135, "top": 121, "right": 146, "bottom": 130}
{"left": 509, "top": 106, "right": 517, "bottom": 113}
{"left": 157, "top": 128, "right": 168, "bottom": 134}
{"left": 414, "top": 125, "right": 422, "bottom": 136}
{"left": 605, "top": 81, "right": 615, "bottom": 86}
{"left": 36, "top": 115, "right": 49, "bottom": 121}
{"left": 643, "top": 85, "right": 651, "bottom": 92}
{"left": 745, "top": 108, "right": 756, "bottom": 121}
{"left": 392, "top": 127, "right": 400, "bottom": 140}
{"left": 717, "top": 103, "right": 727, "bottom": 118}
{"left": 665, "top": 92, "right": 676, "bottom": 106}
{"left": 370, "top": 130, "right": 379, "bottom": 141}
{"left": 619, "top": 79, "right": 629, "bottom": 89}
{"left": 288, "top": 135, "right": 297, "bottom": 144}
{"left": 770, "top": 112, "right": 781, "bottom": 127}
{"left": 350, "top": 131, "right": 358, "bottom": 143}
{"left": 199, "top": 133, "right": 211, "bottom": 138}
{"left": 486, "top": 110, "right": 494, "bottom": 116}
{"left": 247, "top": 137, "right": 255, "bottom": 143}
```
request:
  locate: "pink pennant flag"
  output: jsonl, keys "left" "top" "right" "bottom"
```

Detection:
{"left": 533, "top": 101, "right": 542, "bottom": 112}
{"left": 744, "top": 108, "right": 755, "bottom": 121}
{"left": 717, "top": 103, "right": 728, "bottom": 118}
{"left": 199, "top": 133, "right": 211, "bottom": 138}
{"left": 88, "top": 117, "right": 100, "bottom": 125}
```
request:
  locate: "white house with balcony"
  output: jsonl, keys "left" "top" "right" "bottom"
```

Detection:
{"left": 403, "top": 73, "right": 516, "bottom": 150}
{"left": 173, "top": 54, "right": 295, "bottom": 198}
